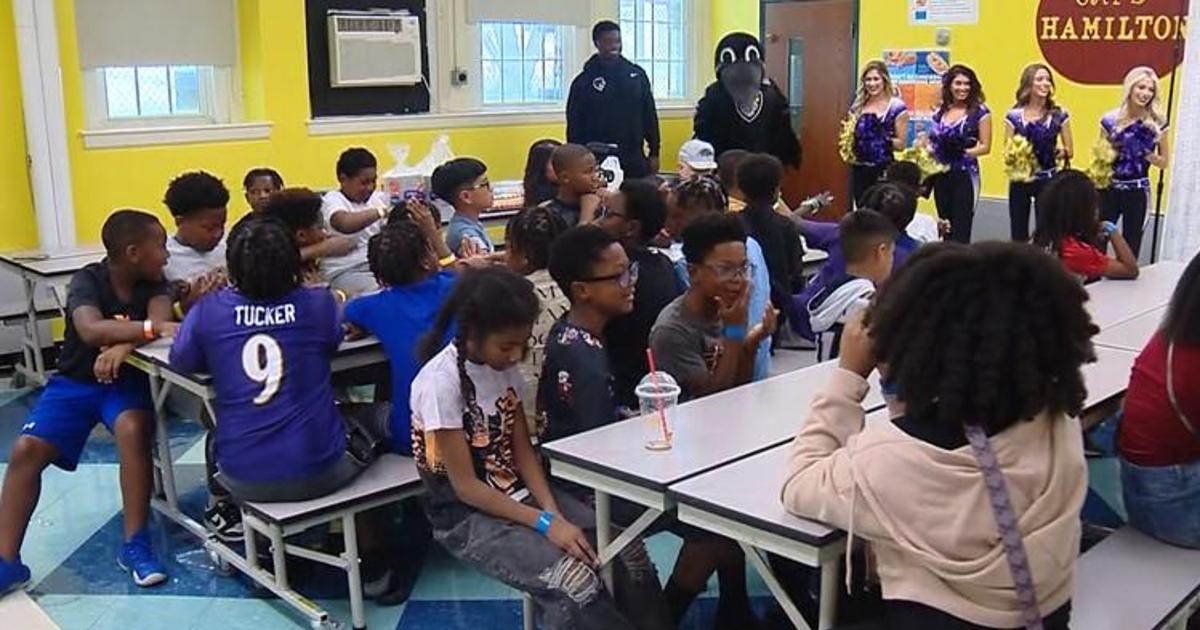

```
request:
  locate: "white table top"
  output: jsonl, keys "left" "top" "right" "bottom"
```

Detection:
{"left": 544, "top": 360, "right": 886, "bottom": 491}
{"left": 1092, "top": 307, "right": 1165, "bottom": 353}
{"left": 1081, "top": 346, "right": 1138, "bottom": 410}
{"left": 0, "top": 246, "right": 104, "bottom": 278}
{"left": 1086, "top": 261, "right": 1184, "bottom": 328}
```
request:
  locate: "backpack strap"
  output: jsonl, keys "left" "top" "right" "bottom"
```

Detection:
{"left": 962, "top": 422, "right": 1045, "bottom": 630}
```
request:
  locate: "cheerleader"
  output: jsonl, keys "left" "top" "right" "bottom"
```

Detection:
{"left": 845, "top": 60, "right": 910, "bottom": 205}
{"left": 1098, "top": 66, "right": 1170, "bottom": 258}
{"left": 1005, "top": 63, "right": 1073, "bottom": 241}
{"left": 925, "top": 64, "right": 991, "bottom": 244}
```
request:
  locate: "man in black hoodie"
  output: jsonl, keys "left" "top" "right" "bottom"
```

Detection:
{"left": 566, "top": 21, "right": 661, "bottom": 179}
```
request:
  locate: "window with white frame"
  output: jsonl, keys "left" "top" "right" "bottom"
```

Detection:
{"left": 620, "top": 0, "right": 689, "bottom": 100}
{"left": 102, "top": 66, "right": 204, "bottom": 118}
{"left": 479, "top": 22, "right": 569, "bottom": 106}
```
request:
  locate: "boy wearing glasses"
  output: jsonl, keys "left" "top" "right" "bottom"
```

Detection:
{"left": 433, "top": 157, "right": 496, "bottom": 257}
{"left": 650, "top": 213, "right": 777, "bottom": 402}
{"left": 539, "top": 225, "right": 639, "bottom": 443}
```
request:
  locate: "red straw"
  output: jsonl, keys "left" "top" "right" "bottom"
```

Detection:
{"left": 645, "top": 348, "right": 672, "bottom": 442}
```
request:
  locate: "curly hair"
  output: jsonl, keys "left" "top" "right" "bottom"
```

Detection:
{"left": 506, "top": 206, "right": 567, "bottom": 272}
{"left": 226, "top": 214, "right": 301, "bottom": 301}
{"left": 164, "top": 171, "right": 230, "bottom": 218}
{"left": 368, "top": 220, "right": 433, "bottom": 287}
{"left": 1032, "top": 169, "right": 1100, "bottom": 255}
{"left": 672, "top": 175, "right": 727, "bottom": 215}
{"left": 263, "top": 187, "right": 324, "bottom": 233}
{"left": 865, "top": 241, "right": 1098, "bottom": 434}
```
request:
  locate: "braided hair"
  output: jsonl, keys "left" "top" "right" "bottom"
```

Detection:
{"left": 419, "top": 268, "right": 540, "bottom": 433}
{"left": 369, "top": 219, "right": 434, "bottom": 287}
{"left": 506, "top": 206, "right": 567, "bottom": 273}
{"left": 865, "top": 241, "right": 1097, "bottom": 435}
{"left": 672, "top": 175, "right": 727, "bottom": 215}
{"left": 1032, "top": 169, "right": 1101, "bottom": 256}
{"left": 226, "top": 214, "right": 302, "bottom": 301}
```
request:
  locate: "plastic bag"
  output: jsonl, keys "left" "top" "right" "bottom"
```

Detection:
{"left": 380, "top": 134, "right": 456, "bottom": 201}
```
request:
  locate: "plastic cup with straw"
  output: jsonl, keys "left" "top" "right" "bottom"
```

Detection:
{"left": 638, "top": 348, "right": 679, "bottom": 450}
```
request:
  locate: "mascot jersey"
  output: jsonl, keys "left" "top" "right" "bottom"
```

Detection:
{"left": 694, "top": 33, "right": 801, "bottom": 168}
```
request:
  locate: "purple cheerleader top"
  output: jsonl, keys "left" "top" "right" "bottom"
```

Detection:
{"left": 852, "top": 97, "right": 908, "bottom": 166}
{"left": 1006, "top": 107, "right": 1069, "bottom": 180}
{"left": 1101, "top": 111, "right": 1166, "bottom": 190}
{"left": 930, "top": 104, "right": 990, "bottom": 174}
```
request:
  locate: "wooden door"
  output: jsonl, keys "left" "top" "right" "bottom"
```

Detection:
{"left": 764, "top": 0, "right": 855, "bottom": 217}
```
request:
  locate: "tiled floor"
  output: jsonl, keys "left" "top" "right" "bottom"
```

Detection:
{"left": 0, "top": 351, "right": 1128, "bottom": 629}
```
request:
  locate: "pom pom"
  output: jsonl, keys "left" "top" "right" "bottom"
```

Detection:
{"left": 897, "top": 145, "right": 948, "bottom": 183}
{"left": 1004, "top": 135, "right": 1037, "bottom": 183}
{"left": 1085, "top": 137, "right": 1117, "bottom": 189}
{"left": 838, "top": 114, "right": 859, "bottom": 165}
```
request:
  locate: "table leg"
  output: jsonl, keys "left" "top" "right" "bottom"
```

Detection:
{"left": 522, "top": 593, "right": 535, "bottom": 630}
{"left": 19, "top": 277, "right": 45, "bottom": 386}
{"left": 343, "top": 513, "right": 366, "bottom": 630}
{"left": 148, "top": 375, "right": 180, "bottom": 510}
{"left": 595, "top": 490, "right": 613, "bottom": 591}
{"left": 818, "top": 556, "right": 839, "bottom": 630}
{"left": 740, "top": 542, "right": 813, "bottom": 630}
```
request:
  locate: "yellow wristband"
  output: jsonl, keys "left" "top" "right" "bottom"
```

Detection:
{"left": 172, "top": 301, "right": 184, "bottom": 320}
{"left": 439, "top": 254, "right": 457, "bottom": 268}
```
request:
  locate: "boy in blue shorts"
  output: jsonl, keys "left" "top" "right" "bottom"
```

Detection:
{"left": 0, "top": 210, "right": 177, "bottom": 594}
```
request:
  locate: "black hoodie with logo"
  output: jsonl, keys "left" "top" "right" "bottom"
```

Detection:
{"left": 566, "top": 54, "right": 661, "bottom": 178}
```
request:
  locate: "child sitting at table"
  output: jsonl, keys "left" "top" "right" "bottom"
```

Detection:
{"left": 434, "top": 157, "right": 496, "bottom": 256}
{"left": 0, "top": 210, "right": 177, "bottom": 594}
{"left": 807, "top": 209, "right": 896, "bottom": 361}
{"left": 504, "top": 206, "right": 570, "bottom": 418}
{"left": 264, "top": 188, "right": 359, "bottom": 287}
{"left": 782, "top": 241, "right": 1093, "bottom": 629}
{"left": 523, "top": 138, "right": 562, "bottom": 208}
{"left": 322, "top": 147, "right": 392, "bottom": 297}
{"left": 411, "top": 267, "right": 662, "bottom": 629}
{"left": 1033, "top": 169, "right": 1139, "bottom": 282}
{"left": 163, "top": 171, "right": 230, "bottom": 312}
{"left": 540, "top": 143, "right": 603, "bottom": 227}
{"left": 243, "top": 167, "right": 283, "bottom": 214}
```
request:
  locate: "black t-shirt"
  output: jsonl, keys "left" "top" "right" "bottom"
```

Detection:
{"left": 539, "top": 198, "right": 582, "bottom": 228}
{"left": 605, "top": 248, "right": 681, "bottom": 408}
{"left": 59, "top": 261, "right": 169, "bottom": 383}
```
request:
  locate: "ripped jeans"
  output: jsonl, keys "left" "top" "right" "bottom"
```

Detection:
{"left": 432, "top": 486, "right": 671, "bottom": 630}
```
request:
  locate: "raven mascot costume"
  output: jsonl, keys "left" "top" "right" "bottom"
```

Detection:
{"left": 694, "top": 33, "right": 801, "bottom": 167}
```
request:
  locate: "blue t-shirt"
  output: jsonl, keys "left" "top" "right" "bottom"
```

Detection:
{"left": 343, "top": 272, "right": 457, "bottom": 454}
{"left": 446, "top": 213, "right": 494, "bottom": 256}
{"left": 672, "top": 236, "right": 771, "bottom": 381}
{"left": 169, "top": 286, "right": 346, "bottom": 484}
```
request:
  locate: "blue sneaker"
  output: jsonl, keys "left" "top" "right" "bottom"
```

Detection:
{"left": 0, "top": 556, "right": 31, "bottom": 596}
{"left": 117, "top": 529, "right": 167, "bottom": 587}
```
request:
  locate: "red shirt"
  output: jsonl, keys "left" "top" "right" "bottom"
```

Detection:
{"left": 1058, "top": 237, "right": 1109, "bottom": 279}
{"left": 1117, "top": 331, "right": 1200, "bottom": 466}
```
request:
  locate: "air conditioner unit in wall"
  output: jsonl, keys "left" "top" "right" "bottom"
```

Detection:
{"left": 327, "top": 10, "right": 423, "bottom": 88}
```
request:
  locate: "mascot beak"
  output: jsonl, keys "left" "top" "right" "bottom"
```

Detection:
{"left": 715, "top": 32, "right": 766, "bottom": 109}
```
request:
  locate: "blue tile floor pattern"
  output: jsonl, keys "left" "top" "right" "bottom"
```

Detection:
{"left": 0, "top": 383, "right": 1129, "bottom": 629}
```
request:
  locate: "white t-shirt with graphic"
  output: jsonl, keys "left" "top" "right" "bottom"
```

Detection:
{"left": 320, "top": 189, "right": 390, "bottom": 279}
{"left": 410, "top": 342, "right": 529, "bottom": 500}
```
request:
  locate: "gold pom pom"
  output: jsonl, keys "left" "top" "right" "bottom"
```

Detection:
{"left": 1004, "top": 135, "right": 1037, "bottom": 183}
{"left": 838, "top": 114, "right": 859, "bottom": 165}
{"left": 1085, "top": 137, "right": 1117, "bottom": 189}
{"left": 896, "top": 145, "right": 948, "bottom": 183}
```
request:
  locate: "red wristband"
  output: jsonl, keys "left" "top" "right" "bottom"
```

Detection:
{"left": 143, "top": 319, "right": 156, "bottom": 341}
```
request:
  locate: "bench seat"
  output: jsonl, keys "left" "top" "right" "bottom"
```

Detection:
{"left": 1072, "top": 527, "right": 1200, "bottom": 630}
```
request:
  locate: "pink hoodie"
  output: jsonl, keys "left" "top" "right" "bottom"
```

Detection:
{"left": 781, "top": 368, "right": 1087, "bottom": 628}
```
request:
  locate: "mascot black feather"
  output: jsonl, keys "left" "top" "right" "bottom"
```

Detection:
{"left": 693, "top": 33, "right": 801, "bottom": 168}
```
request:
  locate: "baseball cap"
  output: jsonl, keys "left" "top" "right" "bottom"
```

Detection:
{"left": 678, "top": 139, "right": 718, "bottom": 172}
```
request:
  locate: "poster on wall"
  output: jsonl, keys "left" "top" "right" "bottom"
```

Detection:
{"left": 883, "top": 49, "right": 951, "bottom": 144}
{"left": 1036, "top": 0, "right": 1189, "bottom": 85}
{"left": 909, "top": 0, "right": 979, "bottom": 26}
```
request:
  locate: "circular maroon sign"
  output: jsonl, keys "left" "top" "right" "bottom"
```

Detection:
{"left": 1036, "top": 0, "right": 1189, "bottom": 85}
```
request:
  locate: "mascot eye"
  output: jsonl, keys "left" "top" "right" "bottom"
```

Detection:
{"left": 745, "top": 46, "right": 762, "bottom": 63}
{"left": 719, "top": 47, "right": 737, "bottom": 65}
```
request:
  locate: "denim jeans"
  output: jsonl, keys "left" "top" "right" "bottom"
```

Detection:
{"left": 433, "top": 486, "right": 672, "bottom": 630}
{"left": 1120, "top": 456, "right": 1200, "bottom": 548}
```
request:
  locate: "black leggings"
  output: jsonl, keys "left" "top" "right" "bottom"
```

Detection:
{"left": 852, "top": 164, "right": 887, "bottom": 208}
{"left": 933, "top": 170, "right": 977, "bottom": 244}
{"left": 1007, "top": 179, "right": 1047, "bottom": 242}
{"left": 1101, "top": 187, "right": 1149, "bottom": 258}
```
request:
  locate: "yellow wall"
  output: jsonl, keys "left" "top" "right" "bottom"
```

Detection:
{"left": 0, "top": 0, "right": 39, "bottom": 251}
{"left": 857, "top": 1, "right": 1183, "bottom": 200}
{"left": 49, "top": 0, "right": 697, "bottom": 245}
{"left": 712, "top": 0, "right": 759, "bottom": 42}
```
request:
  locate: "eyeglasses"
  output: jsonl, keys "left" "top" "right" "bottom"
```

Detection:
{"left": 466, "top": 179, "right": 492, "bottom": 191}
{"left": 581, "top": 262, "right": 639, "bottom": 289}
{"left": 701, "top": 261, "right": 754, "bottom": 281}
{"left": 595, "top": 205, "right": 628, "bottom": 221}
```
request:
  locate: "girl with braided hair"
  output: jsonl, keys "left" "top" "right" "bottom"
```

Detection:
{"left": 411, "top": 267, "right": 660, "bottom": 630}
{"left": 783, "top": 241, "right": 1093, "bottom": 629}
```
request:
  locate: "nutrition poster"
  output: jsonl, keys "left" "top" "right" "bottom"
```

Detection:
{"left": 883, "top": 49, "right": 951, "bottom": 144}
{"left": 909, "top": 0, "right": 979, "bottom": 25}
